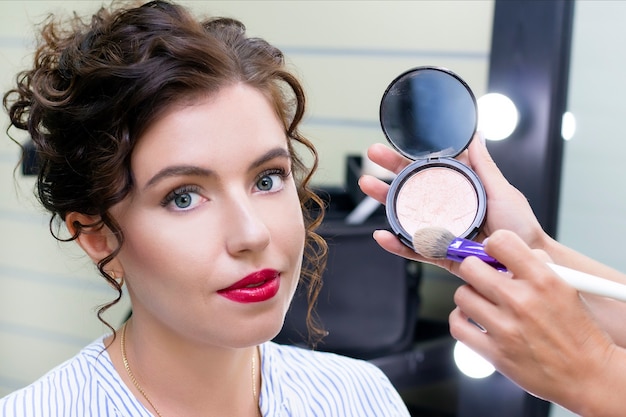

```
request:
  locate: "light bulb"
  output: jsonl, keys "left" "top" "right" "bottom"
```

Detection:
{"left": 477, "top": 93, "right": 519, "bottom": 141}
{"left": 562, "top": 111, "right": 576, "bottom": 140}
{"left": 453, "top": 341, "right": 496, "bottom": 379}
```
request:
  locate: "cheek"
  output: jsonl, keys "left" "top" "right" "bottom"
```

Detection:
{"left": 280, "top": 199, "right": 306, "bottom": 252}
{"left": 117, "top": 225, "right": 167, "bottom": 276}
{"left": 278, "top": 209, "right": 306, "bottom": 299}
{"left": 115, "top": 213, "right": 201, "bottom": 279}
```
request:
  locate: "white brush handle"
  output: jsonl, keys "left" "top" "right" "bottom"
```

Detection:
{"left": 345, "top": 196, "right": 380, "bottom": 225}
{"left": 547, "top": 263, "right": 626, "bottom": 302}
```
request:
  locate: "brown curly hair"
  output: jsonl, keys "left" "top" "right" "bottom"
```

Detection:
{"left": 3, "top": 0, "right": 327, "bottom": 343}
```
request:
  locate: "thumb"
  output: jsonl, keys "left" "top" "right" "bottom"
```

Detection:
{"left": 484, "top": 230, "right": 552, "bottom": 283}
{"left": 483, "top": 229, "right": 533, "bottom": 270}
{"left": 467, "top": 133, "right": 512, "bottom": 196}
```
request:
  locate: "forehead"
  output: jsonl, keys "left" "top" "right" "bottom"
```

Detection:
{"left": 130, "top": 84, "right": 289, "bottom": 183}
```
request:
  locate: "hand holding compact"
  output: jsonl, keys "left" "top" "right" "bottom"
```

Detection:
{"left": 359, "top": 135, "right": 543, "bottom": 274}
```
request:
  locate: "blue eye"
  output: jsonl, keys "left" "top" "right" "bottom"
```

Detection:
{"left": 161, "top": 186, "right": 204, "bottom": 211}
{"left": 257, "top": 175, "right": 275, "bottom": 191}
{"left": 255, "top": 169, "right": 287, "bottom": 193}
{"left": 173, "top": 192, "right": 193, "bottom": 209}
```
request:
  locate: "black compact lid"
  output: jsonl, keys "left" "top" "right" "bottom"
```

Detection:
{"left": 379, "top": 66, "right": 477, "bottom": 160}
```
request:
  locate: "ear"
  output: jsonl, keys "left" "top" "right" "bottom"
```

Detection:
{"left": 65, "top": 212, "right": 124, "bottom": 275}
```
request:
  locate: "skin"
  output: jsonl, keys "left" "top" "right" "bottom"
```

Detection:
{"left": 66, "top": 83, "right": 305, "bottom": 416}
{"left": 359, "top": 136, "right": 626, "bottom": 416}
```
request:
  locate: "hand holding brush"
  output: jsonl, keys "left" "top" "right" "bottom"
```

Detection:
{"left": 412, "top": 226, "right": 626, "bottom": 303}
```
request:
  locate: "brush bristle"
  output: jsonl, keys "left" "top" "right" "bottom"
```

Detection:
{"left": 412, "top": 227, "right": 457, "bottom": 259}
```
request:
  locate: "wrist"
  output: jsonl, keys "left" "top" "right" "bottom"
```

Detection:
{"left": 572, "top": 344, "right": 626, "bottom": 417}
{"left": 527, "top": 227, "right": 556, "bottom": 254}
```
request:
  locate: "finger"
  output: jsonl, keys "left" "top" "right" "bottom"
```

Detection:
{"left": 530, "top": 248, "right": 553, "bottom": 264}
{"left": 449, "top": 307, "right": 496, "bottom": 362}
{"left": 483, "top": 230, "right": 530, "bottom": 268}
{"left": 358, "top": 174, "right": 390, "bottom": 205}
{"left": 372, "top": 229, "right": 462, "bottom": 272}
{"left": 467, "top": 135, "right": 512, "bottom": 196}
{"left": 484, "top": 230, "right": 579, "bottom": 300}
{"left": 452, "top": 283, "right": 500, "bottom": 333}
{"left": 366, "top": 143, "right": 412, "bottom": 175}
{"left": 457, "top": 255, "right": 511, "bottom": 305}
{"left": 483, "top": 230, "right": 554, "bottom": 284}
{"left": 372, "top": 229, "right": 420, "bottom": 260}
{"left": 450, "top": 307, "right": 487, "bottom": 338}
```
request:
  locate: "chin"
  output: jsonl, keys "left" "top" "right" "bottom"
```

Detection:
{"left": 257, "top": 313, "right": 287, "bottom": 344}
{"left": 229, "top": 310, "right": 288, "bottom": 348}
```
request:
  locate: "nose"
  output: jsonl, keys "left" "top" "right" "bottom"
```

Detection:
{"left": 224, "top": 198, "right": 271, "bottom": 256}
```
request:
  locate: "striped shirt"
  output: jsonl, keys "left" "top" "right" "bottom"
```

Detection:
{"left": 0, "top": 338, "right": 410, "bottom": 416}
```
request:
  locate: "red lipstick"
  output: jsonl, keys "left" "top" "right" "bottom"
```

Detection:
{"left": 217, "top": 269, "right": 280, "bottom": 303}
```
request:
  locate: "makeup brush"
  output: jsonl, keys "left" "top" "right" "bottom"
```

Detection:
{"left": 412, "top": 226, "right": 626, "bottom": 303}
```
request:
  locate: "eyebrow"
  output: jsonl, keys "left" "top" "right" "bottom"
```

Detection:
{"left": 143, "top": 147, "right": 291, "bottom": 190}
{"left": 249, "top": 147, "right": 291, "bottom": 170}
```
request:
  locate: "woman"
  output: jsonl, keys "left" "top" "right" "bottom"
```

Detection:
{"left": 360, "top": 136, "right": 626, "bottom": 416}
{"left": 0, "top": 1, "right": 409, "bottom": 416}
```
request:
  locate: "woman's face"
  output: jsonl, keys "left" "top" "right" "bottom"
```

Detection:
{"left": 109, "top": 83, "right": 305, "bottom": 348}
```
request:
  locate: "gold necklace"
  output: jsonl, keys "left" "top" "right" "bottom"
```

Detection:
{"left": 120, "top": 321, "right": 260, "bottom": 417}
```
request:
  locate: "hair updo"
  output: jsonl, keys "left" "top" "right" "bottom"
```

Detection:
{"left": 3, "top": 0, "right": 327, "bottom": 341}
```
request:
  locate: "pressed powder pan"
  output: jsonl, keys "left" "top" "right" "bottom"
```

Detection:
{"left": 380, "top": 66, "right": 486, "bottom": 249}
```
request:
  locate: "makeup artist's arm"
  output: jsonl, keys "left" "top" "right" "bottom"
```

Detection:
{"left": 537, "top": 238, "right": 626, "bottom": 346}
{"left": 452, "top": 229, "right": 626, "bottom": 417}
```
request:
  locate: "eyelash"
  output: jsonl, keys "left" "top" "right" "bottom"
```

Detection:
{"left": 255, "top": 167, "right": 290, "bottom": 187}
{"left": 160, "top": 185, "right": 202, "bottom": 207}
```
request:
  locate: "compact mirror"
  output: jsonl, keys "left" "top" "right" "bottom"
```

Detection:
{"left": 379, "top": 66, "right": 486, "bottom": 248}
{"left": 380, "top": 66, "right": 477, "bottom": 160}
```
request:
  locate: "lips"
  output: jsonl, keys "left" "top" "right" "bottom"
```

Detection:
{"left": 217, "top": 269, "right": 280, "bottom": 303}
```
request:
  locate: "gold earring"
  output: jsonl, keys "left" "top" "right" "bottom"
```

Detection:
{"left": 109, "top": 271, "right": 124, "bottom": 288}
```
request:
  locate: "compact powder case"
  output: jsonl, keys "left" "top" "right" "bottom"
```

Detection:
{"left": 380, "top": 66, "right": 486, "bottom": 249}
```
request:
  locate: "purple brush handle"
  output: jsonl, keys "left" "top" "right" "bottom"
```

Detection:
{"left": 447, "top": 237, "right": 507, "bottom": 271}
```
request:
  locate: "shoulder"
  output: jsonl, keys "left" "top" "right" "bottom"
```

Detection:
{"left": 261, "top": 342, "right": 410, "bottom": 416}
{"left": 0, "top": 338, "right": 149, "bottom": 417}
